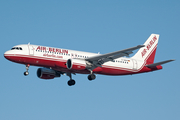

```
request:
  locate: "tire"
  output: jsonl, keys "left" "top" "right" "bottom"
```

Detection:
{"left": 67, "top": 79, "right": 76, "bottom": 86}
{"left": 88, "top": 74, "right": 96, "bottom": 81}
{"left": 24, "top": 71, "right": 29, "bottom": 76}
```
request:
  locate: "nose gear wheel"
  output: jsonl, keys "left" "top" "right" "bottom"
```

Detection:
{"left": 24, "top": 64, "right": 30, "bottom": 76}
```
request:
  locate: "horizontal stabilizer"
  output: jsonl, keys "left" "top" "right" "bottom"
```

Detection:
{"left": 146, "top": 59, "right": 175, "bottom": 68}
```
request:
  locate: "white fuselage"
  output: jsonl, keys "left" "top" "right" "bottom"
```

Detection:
{"left": 5, "top": 44, "right": 146, "bottom": 75}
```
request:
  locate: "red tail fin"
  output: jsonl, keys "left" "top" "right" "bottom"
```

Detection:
{"left": 132, "top": 34, "right": 159, "bottom": 65}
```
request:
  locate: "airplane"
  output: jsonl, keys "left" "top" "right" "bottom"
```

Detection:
{"left": 4, "top": 34, "right": 174, "bottom": 86}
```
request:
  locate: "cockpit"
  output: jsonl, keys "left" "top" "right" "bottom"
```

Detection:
{"left": 11, "top": 47, "right": 23, "bottom": 50}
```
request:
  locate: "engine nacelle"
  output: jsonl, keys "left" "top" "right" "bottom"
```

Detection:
{"left": 66, "top": 59, "right": 86, "bottom": 70}
{"left": 37, "top": 68, "right": 60, "bottom": 79}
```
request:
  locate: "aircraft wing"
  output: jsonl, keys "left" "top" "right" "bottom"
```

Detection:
{"left": 146, "top": 59, "right": 175, "bottom": 68}
{"left": 85, "top": 45, "right": 145, "bottom": 67}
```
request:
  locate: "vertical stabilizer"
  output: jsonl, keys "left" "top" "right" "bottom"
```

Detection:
{"left": 132, "top": 34, "right": 159, "bottom": 64}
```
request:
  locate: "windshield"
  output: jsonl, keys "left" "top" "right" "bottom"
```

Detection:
{"left": 11, "top": 47, "right": 23, "bottom": 50}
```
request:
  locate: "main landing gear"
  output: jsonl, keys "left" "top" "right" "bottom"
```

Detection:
{"left": 66, "top": 70, "right": 96, "bottom": 86}
{"left": 67, "top": 73, "right": 76, "bottom": 86}
{"left": 87, "top": 70, "right": 96, "bottom": 81}
{"left": 88, "top": 74, "right": 96, "bottom": 80}
{"left": 24, "top": 64, "right": 30, "bottom": 76}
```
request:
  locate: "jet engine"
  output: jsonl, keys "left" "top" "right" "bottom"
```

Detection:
{"left": 66, "top": 59, "right": 87, "bottom": 70}
{"left": 37, "top": 68, "right": 60, "bottom": 79}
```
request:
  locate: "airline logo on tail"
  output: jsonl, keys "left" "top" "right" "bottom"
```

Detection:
{"left": 141, "top": 35, "right": 157, "bottom": 57}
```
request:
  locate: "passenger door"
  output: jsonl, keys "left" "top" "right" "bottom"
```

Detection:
{"left": 132, "top": 59, "right": 138, "bottom": 70}
{"left": 28, "top": 45, "right": 34, "bottom": 55}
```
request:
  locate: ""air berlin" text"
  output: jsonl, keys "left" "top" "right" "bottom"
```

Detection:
{"left": 141, "top": 36, "right": 157, "bottom": 57}
{"left": 36, "top": 46, "right": 68, "bottom": 54}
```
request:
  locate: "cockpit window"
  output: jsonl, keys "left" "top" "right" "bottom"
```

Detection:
{"left": 11, "top": 47, "right": 23, "bottom": 50}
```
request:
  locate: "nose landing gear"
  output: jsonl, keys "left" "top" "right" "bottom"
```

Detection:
{"left": 24, "top": 64, "right": 30, "bottom": 76}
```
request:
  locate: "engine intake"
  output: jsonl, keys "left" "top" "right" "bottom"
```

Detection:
{"left": 66, "top": 59, "right": 86, "bottom": 70}
{"left": 37, "top": 68, "right": 60, "bottom": 79}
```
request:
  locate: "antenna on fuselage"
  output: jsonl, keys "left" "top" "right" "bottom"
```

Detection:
{"left": 28, "top": 42, "right": 30, "bottom": 45}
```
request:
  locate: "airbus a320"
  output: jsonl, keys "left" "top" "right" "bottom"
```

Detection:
{"left": 4, "top": 34, "right": 174, "bottom": 86}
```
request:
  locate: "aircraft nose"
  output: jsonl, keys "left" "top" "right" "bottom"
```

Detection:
{"left": 4, "top": 50, "right": 12, "bottom": 60}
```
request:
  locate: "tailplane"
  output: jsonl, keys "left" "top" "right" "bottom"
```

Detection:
{"left": 145, "top": 59, "right": 175, "bottom": 68}
{"left": 132, "top": 34, "right": 159, "bottom": 65}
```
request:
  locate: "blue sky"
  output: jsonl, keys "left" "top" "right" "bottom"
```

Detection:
{"left": 0, "top": 0, "right": 179, "bottom": 120}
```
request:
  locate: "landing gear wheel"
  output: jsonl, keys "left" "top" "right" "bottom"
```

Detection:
{"left": 88, "top": 74, "right": 96, "bottom": 81}
{"left": 24, "top": 71, "right": 29, "bottom": 76}
{"left": 67, "top": 79, "right": 76, "bottom": 86}
{"left": 24, "top": 64, "right": 30, "bottom": 76}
